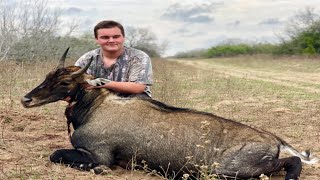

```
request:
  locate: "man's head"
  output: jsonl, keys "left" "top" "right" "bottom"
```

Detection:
{"left": 94, "top": 20, "right": 125, "bottom": 38}
{"left": 94, "top": 20, "right": 125, "bottom": 53}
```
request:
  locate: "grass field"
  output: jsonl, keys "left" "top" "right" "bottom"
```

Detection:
{"left": 0, "top": 55, "right": 319, "bottom": 179}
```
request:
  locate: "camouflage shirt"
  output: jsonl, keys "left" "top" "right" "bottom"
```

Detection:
{"left": 75, "top": 46, "right": 153, "bottom": 97}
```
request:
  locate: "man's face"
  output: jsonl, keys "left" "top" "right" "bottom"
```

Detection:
{"left": 95, "top": 27, "right": 125, "bottom": 53}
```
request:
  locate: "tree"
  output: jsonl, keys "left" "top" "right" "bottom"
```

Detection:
{"left": 277, "top": 7, "right": 320, "bottom": 55}
{"left": 284, "top": 7, "right": 319, "bottom": 40}
{"left": 0, "top": 0, "right": 17, "bottom": 60}
{"left": 0, "top": 1, "right": 167, "bottom": 61}
{"left": 125, "top": 26, "right": 167, "bottom": 57}
{"left": 0, "top": 0, "right": 85, "bottom": 61}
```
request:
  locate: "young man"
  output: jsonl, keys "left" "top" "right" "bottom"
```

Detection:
{"left": 75, "top": 20, "right": 153, "bottom": 98}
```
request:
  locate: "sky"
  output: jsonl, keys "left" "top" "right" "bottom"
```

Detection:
{"left": 45, "top": 0, "right": 320, "bottom": 56}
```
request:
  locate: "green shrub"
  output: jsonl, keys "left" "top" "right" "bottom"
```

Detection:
{"left": 205, "top": 43, "right": 277, "bottom": 58}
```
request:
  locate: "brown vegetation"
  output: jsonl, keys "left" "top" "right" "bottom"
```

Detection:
{"left": 1, "top": 56, "right": 319, "bottom": 179}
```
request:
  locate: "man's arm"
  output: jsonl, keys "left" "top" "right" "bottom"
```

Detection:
{"left": 87, "top": 81, "right": 146, "bottom": 94}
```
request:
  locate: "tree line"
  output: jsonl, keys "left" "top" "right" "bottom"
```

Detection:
{"left": 174, "top": 8, "right": 320, "bottom": 58}
{"left": 1, "top": 1, "right": 318, "bottom": 61}
{"left": 0, "top": 0, "right": 166, "bottom": 62}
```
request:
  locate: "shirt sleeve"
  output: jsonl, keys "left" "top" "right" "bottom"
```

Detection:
{"left": 128, "top": 53, "right": 153, "bottom": 85}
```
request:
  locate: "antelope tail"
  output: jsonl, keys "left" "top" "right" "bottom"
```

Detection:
{"left": 280, "top": 142, "right": 319, "bottom": 164}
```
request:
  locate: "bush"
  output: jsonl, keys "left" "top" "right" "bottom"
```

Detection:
{"left": 205, "top": 43, "right": 277, "bottom": 58}
{"left": 276, "top": 8, "right": 320, "bottom": 56}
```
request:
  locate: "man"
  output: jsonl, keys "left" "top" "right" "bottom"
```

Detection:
{"left": 75, "top": 20, "right": 153, "bottom": 98}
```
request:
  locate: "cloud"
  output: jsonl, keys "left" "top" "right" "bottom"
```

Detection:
{"left": 63, "top": 7, "right": 84, "bottom": 15}
{"left": 259, "top": 18, "right": 283, "bottom": 26}
{"left": 161, "top": 2, "right": 219, "bottom": 23}
{"left": 228, "top": 20, "right": 241, "bottom": 27}
{"left": 173, "top": 27, "right": 207, "bottom": 37}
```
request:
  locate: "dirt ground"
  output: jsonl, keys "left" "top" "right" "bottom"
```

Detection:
{"left": 1, "top": 57, "right": 320, "bottom": 179}
{"left": 0, "top": 105, "right": 165, "bottom": 180}
{"left": 173, "top": 58, "right": 320, "bottom": 179}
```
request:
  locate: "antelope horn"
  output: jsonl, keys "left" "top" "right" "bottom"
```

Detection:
{"left": 71, "top": 56, "right": 94, "bottom": 78}
{"left": 57, "top": 47, "right": 70, "bottom": 69}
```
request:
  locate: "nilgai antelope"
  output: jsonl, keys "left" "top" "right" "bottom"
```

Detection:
{"left": 21, "top": 48, "right": 318, "bottom": 180}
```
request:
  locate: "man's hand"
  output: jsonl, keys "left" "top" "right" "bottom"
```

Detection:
{"left": 85, "top": 79, "right": 146, "bottom": 94}
{"left": 86, "top": 78, "right": 111, "bottom": 87}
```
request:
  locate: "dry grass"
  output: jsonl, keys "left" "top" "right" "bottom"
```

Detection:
{"left": 0, "top": 55, "right": 320, "bottom": 179}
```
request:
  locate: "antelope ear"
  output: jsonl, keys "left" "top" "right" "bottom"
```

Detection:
{"left": 71, "top": 56, "right": 94, "bottom": 79}
{"left": 57, "top": 47, "right": 70, "bottom": 69}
